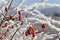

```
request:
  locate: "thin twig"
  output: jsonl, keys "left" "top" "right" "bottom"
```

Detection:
{"left": 10, "top": 0, "right": 24, "bottom": 10}
{"left": 10, "top": 27, "right": 20, "bottom": 40}
{"left": 8, "top": 0, "right": 13, "bottom": 9}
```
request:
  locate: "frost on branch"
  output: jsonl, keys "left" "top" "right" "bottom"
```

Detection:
{"left": 0, "top": 0, "right": 60, "bottom": 40}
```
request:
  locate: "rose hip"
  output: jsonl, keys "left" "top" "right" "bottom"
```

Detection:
{"left": 42, "top": 24, "right": 46, "bottom": 29}
{"left": 5, "top": 7, "right": 8, "bottom": 12}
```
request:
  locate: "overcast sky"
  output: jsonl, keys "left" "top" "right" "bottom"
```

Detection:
{"left": 4, "top": 0, "right": 60, "bottom": 10}
{"left": 8, "top": 0, "right": 60, "bottom": 5}
{"left": 24, "top": 0, "right": 60, "bottom": 5}
{"left": 13, "top": 0, "right": 60, "bottom": 5}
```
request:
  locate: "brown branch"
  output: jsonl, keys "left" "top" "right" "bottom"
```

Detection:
{"left": 10, "top": 27, "right": 20, "bottom": 40}
{"left": 9, "top": 0, "right": 23, "bottom": 10}
{"left": 8, "top": 0, "right": 13, "bottom": 9}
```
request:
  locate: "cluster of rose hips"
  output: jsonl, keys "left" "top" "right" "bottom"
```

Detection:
{"left": 0, "top": 7, "right": 47, "bottom": 40}
{"left": 25, "top": 24, "right": 46, "bottom": 38}
{"left": 0, "top": 7, "right": 23, "bottom": 40}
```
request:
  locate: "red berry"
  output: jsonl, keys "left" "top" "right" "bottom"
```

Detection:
{"left": 4, "top": 23, "right": 8, "bottom": 27}
{"left": 5, "top": 7, "right": 8, "bottom": 12}
{"left": 2, "top": 26, "right": 5, "bottom": 28}
{"left": 42, "top": 24, "right": 46, "bottom": 29}
{"left": 18, "top": 10, "right": 22, "bottom": 15}
{"left": 0, "top": 36, "right": 2, "bottom": 40}
{"left": 18, "top": 15, "right": 22, "bottom": 21}
{"left": 32, "top": 33, "right": 35, "bottom": 38}
{"left": 25, "top": 27, "right": 35, "bottom": 37}
{"left": 10, "top": 16, "right": 14, "bottom": 19}
{"left": 29, "top": 27, "right": 34, "bottom": 33}
{"left": 25, "top": 31, "right": 28, "bottom": 36}
{"left": 11, "top": 25, "right": 14, "bottom": 29}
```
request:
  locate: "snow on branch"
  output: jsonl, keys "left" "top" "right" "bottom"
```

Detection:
{"left": 0, "top": 0, "right": 60, "bottom": 40}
